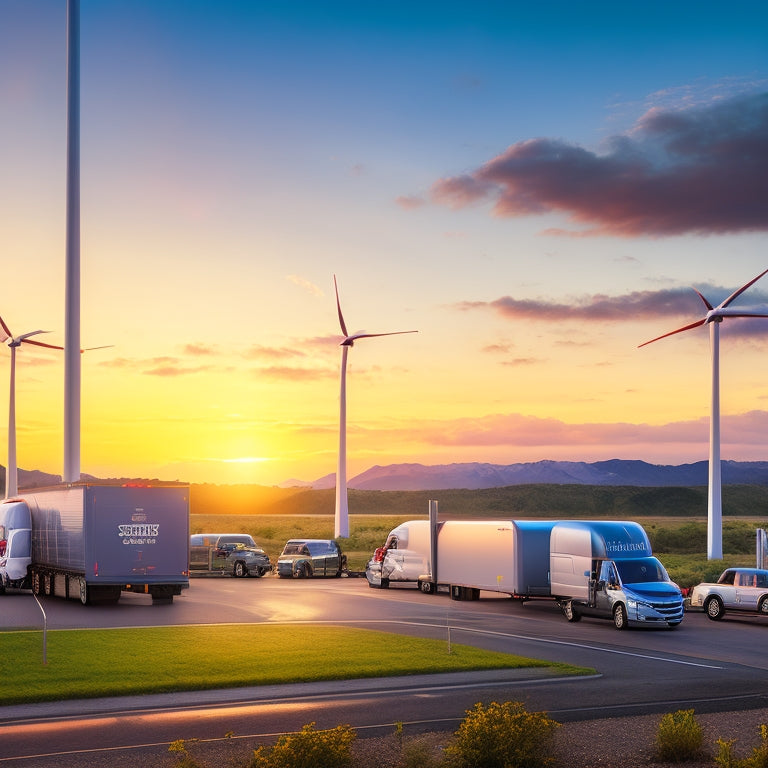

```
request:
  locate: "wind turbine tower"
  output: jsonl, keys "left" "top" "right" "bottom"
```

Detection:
{"left": 640, "top": 268, "right": 768, "bottom": 560}
{"left": 64, "top": 0, "right": 81, "bottom": 484}
{"left": 333, "top": 276, "right": 417, "bottom": 538}
{"left": 0, "top": 319, "right": 62, "bottom": 499}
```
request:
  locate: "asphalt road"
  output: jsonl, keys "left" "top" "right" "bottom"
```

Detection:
{"left": 2, "top": 575, "right": 768, "bottom": 767}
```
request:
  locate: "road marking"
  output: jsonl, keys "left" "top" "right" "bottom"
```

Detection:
{"left": 247, "top": 617, "right": 726, "bottom": 669}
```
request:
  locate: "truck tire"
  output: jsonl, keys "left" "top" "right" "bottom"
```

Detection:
{"left": 613, "top": 603, "right": 628, "bottom": 630}
{"left": 563, "top": 601, "right": 581, "bottom": 622}
{"left": 32, "top": 571, "right": 43, "bottom": 596}
{"left": 419, "top": 580, "right": 435, "bottom": 594}
{"left": 233, "top": 561, "right": 247, "bottom": 578}
{"left": 705, "top": 595, "right": 725, "bottom": 621}
{"left": 294, "top": 563, "right": 309, "bottom": 578}
{"left": 150, "top": 585, "right": 174, "bottom": 605}
{"left": 759, "top": 597, "right": 768, "bottom": 616}
{"left": 79, "top": 578, "right": 89, "bottom": 606}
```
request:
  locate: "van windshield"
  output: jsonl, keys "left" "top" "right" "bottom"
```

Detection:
{"left": 615, "top": 557, "right": 668, "bottom": 584}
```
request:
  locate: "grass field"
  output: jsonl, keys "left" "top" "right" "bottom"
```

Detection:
{"left": 5, "top": 625, "right": 592, "bottom": 706}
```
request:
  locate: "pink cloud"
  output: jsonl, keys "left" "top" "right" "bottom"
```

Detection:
{"left": 395, "top": 195, "right": 427, "bottom": 210}
{"left": 431, "top": 92, "right": 768, "bottom": 237}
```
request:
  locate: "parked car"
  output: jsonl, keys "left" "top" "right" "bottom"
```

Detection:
{"left": 189, "top": 533, "right": 271, "bottom": 577}
{"left": 277, "top": 539, "right": 346, "bottom": 578}
{"left": 690, "top": 567, "right": 768, "bottom": 620}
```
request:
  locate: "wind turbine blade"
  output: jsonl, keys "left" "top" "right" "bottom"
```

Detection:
{"left": 352, "top": 331, "right": 418, "bottom": 340}
{"left": 692, "top": 288, "right": 714, "bottom": 311}
{"left": 22, "top": 338, "right": 64, "bottom": 351}
{"left": 333, "top": 275, "right": 349, "bottom": 337}
{"left": 717, "top": 310, "right": 768, "bottom": 319}
{"left": 720, "top": 268, "right": 768, "bottom": 309}
{"left": 0, "top": 315, "right": 12, "bottom": 340}
{"left": 638, "top": 318, "right": 707, "bottom": 347}
{"left": 18, "top": 330, "right": 48, "bottom": 342}
{"left": 81, "top": 345, "right": 114, "bottom": 353}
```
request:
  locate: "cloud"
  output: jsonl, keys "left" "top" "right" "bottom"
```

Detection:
{"left": 287, "top": 274, "right": 324, "bottom": 296}
{"left": 256, "top": 366, "right": 336, "bottom": 381}
{"left": 246, "top": 344, "right": 307, "bottom": 360}
{"left": 414, "top": 410, "right": 768, "bottom": 450}
{"left": 395, "top": 195, "right": 427, "bottom": 210}
{"left": 99, "top": 356, "right": 215, "bottom": 376}
{"left": 430, "top": 92, "right": 768, "bottom": 237}
{"left": 455, "top": 283, "right": 768, "bottom": 340}
{"left": 183, "top": 343, "right": 216, "bottom": 356}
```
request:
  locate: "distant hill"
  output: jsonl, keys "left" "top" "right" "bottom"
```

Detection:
{"left": 301, "top": 460, "right": 768, "bottom": 491}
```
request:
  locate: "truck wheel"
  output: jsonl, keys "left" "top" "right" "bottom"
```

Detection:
{"left": 32, "top": 571, "right": 42, "bottom": 596}
{"left": 294, "top": 563, "right": 308, "bottom": 578}
{"left": 419, "top": 580, "right": 435, "bottom": 594}
{"left": 233, "top": 561, "right": 247, "bottom": 578}
{"left": 79, "top": 579, "right": 89, "bottom": 606}
{"left": 563, "top": 601, "right": 581, "bottom": 622}
{"left": 759, "top": 597, "right": 768, "bottom": 616}
{"left": 705, "top": 595, "right": 725, "bottom": 621}
{"left": 613, "top": 603, "right": 628, "bottom": 630}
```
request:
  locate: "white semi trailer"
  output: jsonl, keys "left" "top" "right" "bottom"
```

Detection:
{"left": 366, "top": 516, "right": 683, "bottom": 629}
{"left": 0, "top": 484, "right": 190, "bottom": 605}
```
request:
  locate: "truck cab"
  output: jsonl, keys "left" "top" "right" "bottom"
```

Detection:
{"left": 0, "top": 501, "right": 32, "bottom": 593}
{"left": 551, "top": 521, "right": 684, "bottom": 629}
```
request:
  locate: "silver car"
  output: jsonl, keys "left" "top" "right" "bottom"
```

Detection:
{"left": 690, "top": 567, "right": 768, "bottom": 620}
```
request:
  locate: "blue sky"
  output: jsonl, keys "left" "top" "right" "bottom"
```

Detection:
{"left": 0, "top": 1, "right": 767, "bottom": 485}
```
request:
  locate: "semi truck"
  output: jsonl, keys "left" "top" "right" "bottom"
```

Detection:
{"left": 0, "top": 484, "right": 190, "bottom": 605}
{"left": 366, "top": 516, "right": 683, "bottom": 629}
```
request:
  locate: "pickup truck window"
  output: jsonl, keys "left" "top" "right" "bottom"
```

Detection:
{"left": 718, "top": 570, "right": 736, "bottom": 585}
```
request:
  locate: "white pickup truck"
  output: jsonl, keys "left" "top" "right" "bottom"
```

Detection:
{"left": 690, "top": 567, "right": 768, "bottom": 620}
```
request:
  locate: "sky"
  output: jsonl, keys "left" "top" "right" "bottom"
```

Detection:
{"left": 0, "top": 0, "right": 767, "bottom": 487}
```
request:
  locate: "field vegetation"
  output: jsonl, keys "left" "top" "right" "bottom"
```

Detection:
{"left": 190, "top": 483, "right": 768, "bottom": 590}
{"left": 6, "top": 625, "right": 589, "bottom": 707}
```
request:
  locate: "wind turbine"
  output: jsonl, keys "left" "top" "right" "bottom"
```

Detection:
{"left": 640, "top": 268, "right": 768, "bottom": 560}
{"left": 0, "top": 317, "right": 63, "bottom": 499}
{"left": 333, "top": 275, "right": 417, "bottom": 538}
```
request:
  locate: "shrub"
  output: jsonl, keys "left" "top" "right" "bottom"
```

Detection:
{"left": 716, "top": 725, "right": 768, "bottom": 768}
{"left": 250, "top": 722, "right": 356, "bottom": 768}
{"left": 443, "top": 700, "right": 559, "bottom": 768}
{"left": 168, "top": 738, "right": 207, "bottom": 768}
{"left": 655, "top": 709, "right": 704, "bottom": 762}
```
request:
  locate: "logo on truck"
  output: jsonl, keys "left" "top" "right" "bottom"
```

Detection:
{"left": 605, "top": 540, "right": 647, "bottom": 553}
{"left": 118, "top": 523, "right": 159, "bottom": 544}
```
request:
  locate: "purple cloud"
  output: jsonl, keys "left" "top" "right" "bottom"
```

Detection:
{"left": 431, "top": 93, "right": 768, "bottom": 236}
{"left": 456, "top": 284, "right": 768, "bottom": 340}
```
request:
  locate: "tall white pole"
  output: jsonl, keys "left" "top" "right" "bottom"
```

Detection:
{"left": 64, "top": 0, "right": 81, "bottom": 484}
{"left": 708, "top": 321, "right": 723, "bottom": 560}
{"left": 6, "top": 346, "right": 18, "bottom": 499}
{"left": 335, "top": 346, "right": 349, "bottom": 538}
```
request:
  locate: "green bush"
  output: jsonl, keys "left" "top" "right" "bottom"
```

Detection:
{"left": 443, "top": 700, "right": 559, "bottom": 768}
{"left": 655, "top": 709, "right": 704, "bottom": 762}
{"left": 716, "top": 724, "right": 768, "bottom": 768}
{"left": 168, "top": 739, "right": 207, "bottom": 768}
{"left": 250, "top": 722, "right": 356, "bottom": 768}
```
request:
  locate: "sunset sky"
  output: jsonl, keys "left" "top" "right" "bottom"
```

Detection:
{"left": 0, "top": 1, "right": 767, "bottom": 487}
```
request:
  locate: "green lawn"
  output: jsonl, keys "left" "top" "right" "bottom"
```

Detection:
{"left": 5, "top": 624, "right": 592, "bottom": 706}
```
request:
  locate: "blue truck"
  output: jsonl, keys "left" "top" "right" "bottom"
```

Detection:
{"left": 0, "top": 484, "right": 189, "bottom": 605}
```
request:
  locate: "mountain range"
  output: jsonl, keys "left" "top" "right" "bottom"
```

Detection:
{"left": 6, "top": 459, "right": 768, "bottom": 493}
{"left": 286, "top": 459, "right": 768, "bottom": 491}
